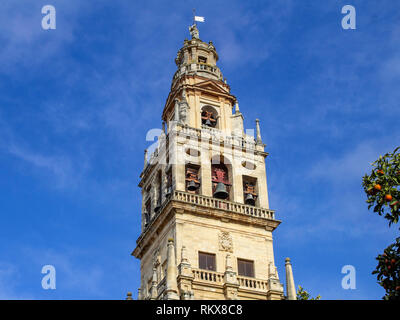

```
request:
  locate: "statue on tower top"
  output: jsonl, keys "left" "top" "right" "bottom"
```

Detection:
{"left": 189, "top": 24, "right": 199, "bottom": 39}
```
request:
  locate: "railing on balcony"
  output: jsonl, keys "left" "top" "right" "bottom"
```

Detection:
{"left": 192, "top": 268, "right": 224, "bottom": 284}
{"left": 179, "top": 125, "right": 256, "bottom": 150}
{"left": 237, "top": 275, "right": 269, "bottom": 291}
{"left": 173, "top": 191, "right": 275, "bottom": 220}
{"left": 191, "top": 268, "right": 269, "bottom": 292}
{"left": 173, "top": 63, "right": 222, "bottom": 81}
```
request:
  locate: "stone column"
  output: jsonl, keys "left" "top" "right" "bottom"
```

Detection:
{"left": 285, "top": 258, "right": 296, "bottom": 300}
{"left": 165, "top": 239, "right": 179, "bottom": 300}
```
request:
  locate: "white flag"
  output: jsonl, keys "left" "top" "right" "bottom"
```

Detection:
{"left": 194, "top": 16, "right": 205, "bottom": 22}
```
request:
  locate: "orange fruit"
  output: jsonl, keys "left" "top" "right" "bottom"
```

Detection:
{"left": 385, "top": 194, "right": 393, "bottom": 202}
{"left": 377, "top": 170, "right": 384, "bottom": 175}
{"left": 374, "top": 184, "right": 382, "bottom": 191}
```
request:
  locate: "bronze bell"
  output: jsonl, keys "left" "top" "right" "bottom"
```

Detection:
{"left": 187, "top": 180, "right": 198, "bottom": 191}
{"left": 205, "top": 119, "right": 212, "bottom": 126}
{"left": 213, "top": 182, "right": 229, "bottom": 199}
{"left": 245, "top": 193, "right": 255, "bottom": 206}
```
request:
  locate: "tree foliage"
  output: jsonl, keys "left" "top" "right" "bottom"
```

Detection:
{"left": 296, "top": 286, "right": 321, "bottom": 300}
{"left": 363, "top": 146, "right": 400, "bottom": 300}
{"left": 362, "top": 146, "right": 400, "bottom": 226}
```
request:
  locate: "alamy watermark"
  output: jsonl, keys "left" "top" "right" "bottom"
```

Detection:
{"left": 341, "top": 265, "right": 356, "bottom": 290}
{"left": 41, "top": 5, "right": 56, "bottom": 30}
{"left": 41, "top": 265, "right": 56, "bottom": 289}
{"left": 341, "top": 5, "right": 356, "bottom": 30}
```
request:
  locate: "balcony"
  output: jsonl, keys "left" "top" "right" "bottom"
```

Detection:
{"left": 179, "top": 124, "right": 257, "bottom": 151}
{"left": 173, "top": 190, "right": 276, "bottom": 220}
{"left": 172, "top": 63, "right": 222, "bottom": 82}
{"left": 191, "top": 268, "right": 269, "bottom": 292}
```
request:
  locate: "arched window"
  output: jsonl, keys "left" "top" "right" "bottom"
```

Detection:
{"left": 201, "top": 105, "right": 218, "bottom": 128}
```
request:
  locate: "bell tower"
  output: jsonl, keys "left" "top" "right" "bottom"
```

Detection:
{"left": 132, "top": 24, "right": 295, "bottom": 300}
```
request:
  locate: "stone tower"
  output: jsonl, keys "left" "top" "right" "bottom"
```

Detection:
{"left": 132, "top": 24, "right": 295, "bottom": 300}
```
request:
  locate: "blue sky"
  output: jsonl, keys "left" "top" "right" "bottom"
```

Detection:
{"left": 1, "top": 0, "right": 399, "bottom": 300}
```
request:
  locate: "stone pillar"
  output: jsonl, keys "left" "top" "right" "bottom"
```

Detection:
{"left": 150, "top": 267, "right": 158, "bottom": 300}
{"left": 165, "top": 239, "right": 179, "bottom": 300}
{"left": 223, "top": 254, "right": 239, "bottom": 300}
{"left": 137, "top": 288, "right": 142, "bottom": 300}
{"left": 178, "top": 246, "right": 194, "bottom": 300}
{"left": 285, "top": 258, "right": 296, "bottom": 300}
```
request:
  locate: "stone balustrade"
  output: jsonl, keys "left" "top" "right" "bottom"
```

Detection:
{"left": 173, "top": 191, "right": 276, "bottom": 220}
{"left": 237, "top": 275, "right": 269, "bottom": 291}
{"left": 192, "top": 268, "right": 224, "bottom": 284}
{"left": 173, "top": 63, "right": 222, "bottom": 81}
{"left": 179, "top": 124, "right": 256, "bottom": 150}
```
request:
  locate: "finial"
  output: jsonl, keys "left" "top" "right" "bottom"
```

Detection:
{"left": 126, "top": 292, "right": 133, "bottom": 300}
{"left": 255, "top": 119, "right": 262, "bottom": 144}
{"left": 235, "top": 102, "right": 240, "bottom": 114}
{"left": 181, "top": 245, "right": 188, "bottom": 263}
{"left": 144, "top": 149, "right": 148, "bottom": 168}
{"left": 225, "top": 254, "right": 233, "bottom": 271}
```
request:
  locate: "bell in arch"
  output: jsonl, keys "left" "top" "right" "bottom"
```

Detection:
{"left": 187, "top": 180, "right": 198, "bottom": 191}
{"left": 245, "top": 193, "right": 255, "bottom": 206}
{"left": 213, "top": 182, "right": 229, "bottom": 199}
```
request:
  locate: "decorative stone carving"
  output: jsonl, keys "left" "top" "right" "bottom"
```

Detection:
{"left": 178, "top": 90, "right": 189, "bottom": 125}
{"left": 153, "top": 249, "right": 161, "bottom": 267}
{"left": 219, "top": 231, "right": 233, "bottom": 253}
{"left": 268, "top": 262, "right": 279, "bottom": 279}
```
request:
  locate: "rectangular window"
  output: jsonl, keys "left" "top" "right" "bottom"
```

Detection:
{"left": 199, "top": 252, "right": 216, "bottom": 271}
{"left": 237, "top": 259, "right": 254, "bottom": 277}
